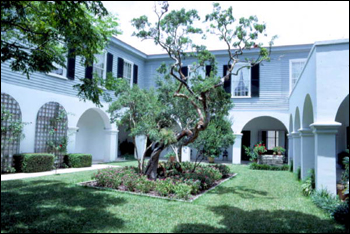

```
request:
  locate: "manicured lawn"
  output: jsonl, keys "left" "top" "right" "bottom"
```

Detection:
{"left": 1, "top": 162, "right": 346, "bottom": 233}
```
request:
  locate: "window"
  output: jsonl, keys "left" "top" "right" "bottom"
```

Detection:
{"left": 93, "top": 53, "right": 107, "bottom": 79}
{"left": 267, "top": 131, "right": 279, "bottom": 150}
{"left": 123, "top": 60, "right": 133, "bottom": 86}
{"left": 49, "top": 62, "right": 67, "bottom": 79}
{"left": 231, "top": 63, "right": 251, "bottom": 98}
{"left": 290, "top": 59, "right": 307, "bottom": 93}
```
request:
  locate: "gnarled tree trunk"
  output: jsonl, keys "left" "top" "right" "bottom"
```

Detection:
{"left": 144, "top": 144, "right": 165, "bottom": 180}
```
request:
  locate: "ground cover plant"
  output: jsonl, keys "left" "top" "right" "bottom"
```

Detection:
{"left": 89, "top": 162, "right": 234, "bottom": 201}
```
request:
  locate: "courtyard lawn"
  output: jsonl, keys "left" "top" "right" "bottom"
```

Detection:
{"left": 1, "top": 163, "right": 346, "bottom": 233}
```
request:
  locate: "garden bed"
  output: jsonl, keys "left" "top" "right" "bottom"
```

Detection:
{"left": 78, "top": 162, "right": 237, "bottom": 202}
{"left": 78, "top": 173, "right": 237, "bottom": 202}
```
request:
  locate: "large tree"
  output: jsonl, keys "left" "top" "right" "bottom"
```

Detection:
{"left": 130, "top": 2, "right": 275, "bottom": 179}
{"left": 1, "top": 1, "right": 119, "bottom": 78}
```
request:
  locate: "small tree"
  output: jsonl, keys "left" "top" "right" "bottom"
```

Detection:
{"left": 190, "top": 117, "right": 235, "bottom": 170}
{"left": 131, "top": 2, "right": 274, "bottom": 179}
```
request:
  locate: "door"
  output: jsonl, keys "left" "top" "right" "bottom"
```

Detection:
{"left": 241, "top": 131, "right": 251, "bottom": 161}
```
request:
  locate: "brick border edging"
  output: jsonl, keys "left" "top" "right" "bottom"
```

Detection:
{"left": 77, "top": 173, "right": 238, "bottom": 203}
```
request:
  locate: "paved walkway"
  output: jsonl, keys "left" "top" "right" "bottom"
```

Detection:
{"left": 1, "top": 164, "right": 120, "bottom": 181}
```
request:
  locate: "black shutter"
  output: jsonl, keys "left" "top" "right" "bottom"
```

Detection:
{"left": 85, "top": 60, "right": 93, "bottom": 79}
{"left": 117, "top": 57, "right": 124, "bottom": 78}
{"left": 133, "top": 64, "right": 138, "bottom": 85}
{"left": 206, "top": 65, "right": 212, "bottom": 77}
{"left": 262, "top": 131, "right": 267, "bottom": 145}
{"left": 107, "top": 53, "right": 114, "bottom": 74}
{"left": 181, "top": 66, "right": 188, "bottom": 77}
{"left": 66, "top": 49, "right": 76, "bottom": 80}
{"left": 251, "top": 64, "right": 260, "bottom": 97}
{"left": 223, "top": 65, "right": 231, "bottom": 94}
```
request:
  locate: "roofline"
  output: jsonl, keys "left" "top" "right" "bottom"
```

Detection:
{"left": 109, "top": 36, "right": 349, "bottom": 61}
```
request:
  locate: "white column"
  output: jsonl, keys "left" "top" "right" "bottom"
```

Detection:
{"left": 311, "top": 122, "right": 341, "bottom": 195}
{"left": 299, "top": 128, "right": 315, "bottom": 180}
{"left": 292, "top": 132, "right": 301, "bottom": 173}
{"left": 182, "top": 146, "right": 191, "bottom": 162}
{"left": 287, "top": 134, "right": 294, "bottom": 166}
{"left": 67, "top": 127, "right": 79, "bottom": 154}
{"left": 232, "top": 133, "right": 243, "bottom": 164}
{"left": 135, "top": 135, "right": 147, "bottom": 161}
{"left": 105, "top": 129, "right": 118, "bottom": 162}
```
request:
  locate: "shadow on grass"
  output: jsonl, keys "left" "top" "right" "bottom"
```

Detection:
{"left": 210, "top": 186, "right": 270, "bottom": 199}
{"left": 173, "top": 205, "right": 345, "bottom": 233}
{"left": 1, "top": 180, "right": 126, "bottom": 233}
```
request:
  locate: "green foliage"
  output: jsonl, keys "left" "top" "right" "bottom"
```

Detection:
{"left": 289, "top": 160, "right": 294, "bottom": 172}
{"left": 272, "top": 146, "right": 286, "bottom": 155}
{"left": 243, "top": 145, "right": 258, "bottom": 162}
{"left": 209, "top": 164, "right": 231, "bottom": 177}
{"left": 249, "top": 163, "right": 289, "bottom": 171}
{"left": 333, "top": 200, "right": 349, "bottom": 228}
{"left": 190, "top": 117, "right": 235, "bottom": 159}
{"left": 164, "top": 152, "right": 176, "bottom": 159}
{"left": 342, "top": 156, "right": 349, "bottom": 184}
{"left": 253, "top": 142, "right": 267, "bottom": 155}
{"left": 173, "top": 183, "right": 192, "bottom": 200}
{"left": 1, "top": 1, "right": 120, "bottom": 79}
{"left": 296, "top": 167, "right": 302, "bottom": 181}
{"left": 1, "top": 107, "right": 30, "bottom": 144}
{"left": 64, "top": 154, "right": 92, "bottom": 168}
{"left": 302, "top": 178, "right": 314, "bottom": 197}
{"left": 311, "top": 189, "right": 343, "bottom": 217}
{"left": 13, "top": 153, "right": 55, "bottom": 173}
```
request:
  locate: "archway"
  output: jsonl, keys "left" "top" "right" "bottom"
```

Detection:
{"left": 335, "top": 95, "right": 349, "bottom": 182}
{"left": 35, "top": 102, "right": 68, "bottom": 167}
{"left": 294, "top": 107, "right": 301, "bottom": 132}
{"left": 300, "top": 95, "right": 315, "bottom": 179}
{"left": 1, "top": 93, "right": 22, "bottom": 173}
{"left": 241, "top": 116, "right": 288, "bottom": 161}
{"left": 76, "top": 108, "right": 111, "bottom": 163}
{"left": 118, "top": 124, "right": 134, "bottom": 159}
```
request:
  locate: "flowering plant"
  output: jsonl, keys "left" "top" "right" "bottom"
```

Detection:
{"left": 254, "top": 142, "right": 267, "bottom": 155}
{"left": 272, "top": 146, "right": 286, "bottom": 155}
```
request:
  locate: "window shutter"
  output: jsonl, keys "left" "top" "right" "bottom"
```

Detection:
{"left": 262, "top": 131, "right": 267, "bottom": 145}
{"left": 251, "top": 64, "right": 260, "bottom": 97}
{"left": 181, "top": 66, "right": 188, "bottom": 77}
{"left": 85, "top": 60, "right": 93, "bottom": 79}
{"left": 66, "top": 49, "right": 76, "bottom": 80}
{"left": 133, "top": 64, "right": 138, "bottom": 84}
{"left": 106, "top": 52, "right": 114, "bottom": 74}
{"left": 117, "top": 57, "right": 124, "bottom": 78}
{"left": 206, "top": 65, "right": 212, "bottom": 77}
{"left": 223, "top": 65, "right": 231, "bottom": 94}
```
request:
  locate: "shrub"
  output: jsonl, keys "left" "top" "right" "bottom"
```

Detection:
{"left": 311, "top": 189, "right": 343, "bottom": 216}
{"left": 94, "top": 168, "right": 123, "bottom": 189}
{"left": 289, "top": 160, "right": 294, "bottom": 172}
{"left": 135, "top": 176, "right": 155, "bottom": 194}
{"left": 296, "top": 167, "right": 302, "bottom": 181}
{"left": 183, "top": 167, "right": 222, "bottom": 190}
{"left": 249, "top": 163, "right": 289, "bottom": 171}
{"left": 173, "top": 183, "right": 192, "bottom": 200}
{"left": 333, "top": 200, "right": 349, "bottom": 228}
{"left": 13, "top": 153, "right": 54, "bottom": 173}
{"left": 64, "top": 154, "right": 92, "bottom": 168}
{"left": 209, "top": 164, "right": 231, "bottom": 177}
{"left": 155, "top": 178, "right": 175, "bottom": 197}
{"left": 302, "top": 178, "right": 314, "bottom": 197}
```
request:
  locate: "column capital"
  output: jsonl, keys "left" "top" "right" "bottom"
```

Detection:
{"left": 291, "top": 132, "right": 301, "bottom": 138}
{"left": 68, "top": 127, "right": 79, "bottom": 133}
{"left": 234, "top": 133, "right": 243, "bottom": 139}
{"left": 105, "top": 128, "right": 119, "bottom": 135}
{"left": 311, "top": 122, "right": 342, "bottom": 135}
{"left": 299, "top": 128, "right": 314, "bottom": 137}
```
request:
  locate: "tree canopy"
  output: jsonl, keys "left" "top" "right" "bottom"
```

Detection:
{"left": 1, "top": 1, "right": 119, "bottom": 78}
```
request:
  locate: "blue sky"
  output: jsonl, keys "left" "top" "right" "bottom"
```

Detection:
{"left": 102, "top": 1, "right": 349, "bottom": 54}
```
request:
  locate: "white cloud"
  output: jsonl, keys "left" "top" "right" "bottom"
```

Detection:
{"left": 102, "top": 1, "right": 349, "bottom": 54}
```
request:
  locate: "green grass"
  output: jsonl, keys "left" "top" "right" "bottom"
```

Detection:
{"left": 1, "top": 163, "right": 346, "bottom": 233}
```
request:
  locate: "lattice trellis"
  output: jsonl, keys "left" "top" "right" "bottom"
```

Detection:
{"left": 1, "top": 93, "right": 22, "bottom": 172}
{"left": 34, "top": 102, "right": 68, "bottom": 167}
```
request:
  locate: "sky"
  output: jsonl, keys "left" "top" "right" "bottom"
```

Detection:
{"left": 102, "top": 1, "right": 349, "bottom": 55}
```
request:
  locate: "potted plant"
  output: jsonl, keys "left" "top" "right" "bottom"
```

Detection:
{"left": 208, "top": 155, "right": 216, "bottom": 164}
{"left": 254, "top": 142, "right": 267, "bottom": 156}
{"left": 244, "top": 145, "right": 258, "bottom": 163}
{"left": 164, "top": 152, "right": 176, "bottom": 162}
{"left": 273, "top": 146, "right": 286, "bottom": 156}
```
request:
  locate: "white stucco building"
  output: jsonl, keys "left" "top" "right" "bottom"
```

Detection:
{"left": 1, "top": 38, "right": 349, "bottom": 195}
